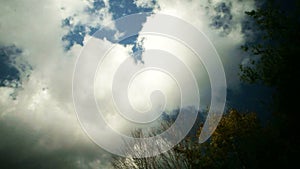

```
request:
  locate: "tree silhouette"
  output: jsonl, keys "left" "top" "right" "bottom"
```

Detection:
{"left": 112, "top": 110, "right": 278, "bottom": 169}
{"left": 240, "top": 0, "right": 300, "bottom": 167}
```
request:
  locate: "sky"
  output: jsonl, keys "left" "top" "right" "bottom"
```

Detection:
{"left": 0, "top": 0, "right": 272, "bottom": 168}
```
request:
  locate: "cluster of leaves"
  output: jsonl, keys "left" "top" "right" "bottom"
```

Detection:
{"left": 239, "top": 0, "right": 300, "bottom": 166}
{"left": 173, "top": 110, "right": 271, "bottom": 169}
{"left": 112, "top": 110, "right": 288, "bottom": 169}
{"left": 240, "top": 1, "right": 300, "bottom": 87}
{"left": 240, "top": 0, "right": 300, "bottom": 113}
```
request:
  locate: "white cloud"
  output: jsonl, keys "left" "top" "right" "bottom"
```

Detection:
{"left": 0, "top": 0, "right": 256, "bottom": 167}
{"left": 0, "top": 0, "right": 115, "bottom": 168}
{"left": 59, "top": 0, "right": 116, "bottom": 33}
{"left": 134, "top": 0, "right": 157, "bottom": 8}
{"left": 137, "top": 0, "right": 256, "bottom": 88}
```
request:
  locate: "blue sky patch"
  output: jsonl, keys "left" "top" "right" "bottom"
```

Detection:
{"left": 62, "top": 24, "right": 87, "bottom": 50}
{"left": 62, "top": 0, "right": 157, "bottom": 62}
{"left": 0, "top": 46, "right": 21, "bottom": 86}
{"left": 109, "top": 0, "right": 155, "bottom": 19}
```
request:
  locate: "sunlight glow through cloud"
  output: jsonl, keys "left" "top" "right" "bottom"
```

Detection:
{"left": 0, "top": 0, "right": 256, "bottom": 168}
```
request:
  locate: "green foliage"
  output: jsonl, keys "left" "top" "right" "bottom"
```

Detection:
{"left": 239, "top": 1, "right": 300, "bottom": 167}
{"left": 240, "top": 0, "right": 300, "bottom": 124}
{"left": 240, "top": 4, "right": 298, "bottom": 87}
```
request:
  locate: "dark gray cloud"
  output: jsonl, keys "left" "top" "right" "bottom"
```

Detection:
{"left": 0, "top": 116, "right": 112, "bottom": 169}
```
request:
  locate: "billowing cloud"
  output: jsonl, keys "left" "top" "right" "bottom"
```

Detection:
{"left": 0, "top": 0, "right": 260, "bottom": 168}
{"left": 0, "top": 0, "right": 115, "bottom": 168}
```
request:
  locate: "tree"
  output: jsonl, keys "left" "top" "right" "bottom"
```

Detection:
{"left": 112, "top": 110, "right": 273, "bottom": 169}
{"left": 240, "top": 0, "right": 300, "bottom": 166}
{"left": 240, "top": 0, "right": 300, "bottom": 112}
